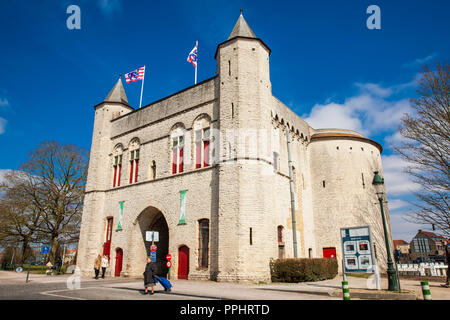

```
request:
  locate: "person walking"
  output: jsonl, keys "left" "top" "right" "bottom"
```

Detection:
{"left": 143, "top": 257, "right": 157, "bottom": 295}
{"left": 101, "top": 255, "right": 109, "bottom": 279}
{"left": 94, "top": 254, "right": 101, "bottom": 279}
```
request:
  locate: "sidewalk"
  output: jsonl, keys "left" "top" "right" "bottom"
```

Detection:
{"left": 256, "top": 275, "right": 450, "bottom": 300}
{"left": 1, "top": 270, "right": 448, "bottom": 300}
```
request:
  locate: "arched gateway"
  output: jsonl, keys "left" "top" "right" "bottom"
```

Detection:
{"left": 135, "top": 206, "right": 170, "bottom": 276}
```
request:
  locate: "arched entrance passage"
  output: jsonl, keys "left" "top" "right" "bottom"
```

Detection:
{"left": 137, "top": 206, "right": 169, "bottom": 276}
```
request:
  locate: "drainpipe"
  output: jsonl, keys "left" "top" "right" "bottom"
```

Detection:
{"left": 286, "top": 124, "right": 298, "bottom": 258}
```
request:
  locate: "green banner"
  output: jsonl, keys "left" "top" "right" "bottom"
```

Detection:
{"left": 117, "top": 201, "right": 124, "bottom": 231}
{"left": 178, "top": 190, "right": 187, "bottom": 225}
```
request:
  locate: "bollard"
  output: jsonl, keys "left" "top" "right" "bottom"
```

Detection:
{"left": 342, "top": 281, "right": 351, "bottom": 300}
{"left": 421, "top": 281, "right": 432, "bottom": 300}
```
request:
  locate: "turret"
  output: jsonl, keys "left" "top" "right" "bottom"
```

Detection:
{"left": 85, "top": 77, "right": 134, "bottom": 192}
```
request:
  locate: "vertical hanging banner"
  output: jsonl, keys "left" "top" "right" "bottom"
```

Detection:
{"left": 117, "top": 201, "right": 124, "bottom": 231}
{"left": 178, "top": 190, "right": 187, "bottom": 225}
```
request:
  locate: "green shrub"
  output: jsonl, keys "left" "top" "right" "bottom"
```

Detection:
{"left": 270, "top": 258, "right": 338, "bottom": 282}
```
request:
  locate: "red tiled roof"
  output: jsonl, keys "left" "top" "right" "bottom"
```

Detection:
{"left": 393, "top": 240, "right": 408, "bottom": 247}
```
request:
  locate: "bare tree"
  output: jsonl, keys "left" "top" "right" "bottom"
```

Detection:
{"left": 16, "top": 141, "right": 89, "bottom": 263}
{"left": 0, "top": 171, "right": 43, "bottom": 264}
{"left": 395, "top": 62, "right": 450, "bottom": 236}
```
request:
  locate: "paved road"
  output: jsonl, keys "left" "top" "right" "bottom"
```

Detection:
{"left": 0, "top": 271, "right": 337, "bottom": 300}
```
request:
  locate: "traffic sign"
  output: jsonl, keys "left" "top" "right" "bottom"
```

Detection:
{"left": 150, "top": 251, "right": 157, "bottom": 262}
{"left": 145, "top": 231, "right": 159, "bottom": 242}
{"left": 166, "top": 261, "right": 172, "bottom": 268}
{"left": 150, "top": 244, "right": 157, "bottom": 252}
{"left": 15, "top": 267, "right": 23, "bottom": 273}
{"left": 41, "top": 246, "right": 50, "bottom": 254}
{"left": 166, "top": 254, "right": 172, "bottom": 261}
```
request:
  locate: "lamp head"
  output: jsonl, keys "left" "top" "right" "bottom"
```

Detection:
{"left": 372, "top": 171, "right": 385, "bottom": 197}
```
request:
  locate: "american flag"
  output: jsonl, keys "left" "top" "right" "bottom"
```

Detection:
{"left": 187, "top": 43, "right": 198, "bottom": 68}
{"left": 125, "top": 66, "right": 145, "bottom": 83}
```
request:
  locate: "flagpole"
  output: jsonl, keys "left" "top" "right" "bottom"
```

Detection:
{"left": 195, "top": 41, "right": 198, "bottom": 85}
{"left": 139, "top": 65, "right": 145, "bottom": 109}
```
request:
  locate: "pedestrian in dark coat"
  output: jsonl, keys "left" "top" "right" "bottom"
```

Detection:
{"left": 143, "top": 257, "right": 157, "bottom": 294}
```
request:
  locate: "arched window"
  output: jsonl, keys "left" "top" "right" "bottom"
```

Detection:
{"left": 129, "top": 138, "right": 140, "bottom": 184}
{"left": 198, "top": 219, "right": 209, "bottom": 268}
{"left": 171, "top": 126, "right": 185, "bottom": 174}
{"left": 112, "top": 144, "right": 123, "bottom": 188}
{"left": 193, "top": 115, "right": 211, "bottom": 169}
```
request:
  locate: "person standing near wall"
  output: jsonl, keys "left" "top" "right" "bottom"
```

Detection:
{"left": 94, "top": 254, "right": 101, "bottom": 279}
{"left": 101, "top": 255, "right": 109, "bottom": 279}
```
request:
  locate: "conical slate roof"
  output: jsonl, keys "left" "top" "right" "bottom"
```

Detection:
{"left": 104, "top": 77, "right": 128, "bottom": 104}
{"left": 228, "top": 11, "right": 256, "bottom": 40}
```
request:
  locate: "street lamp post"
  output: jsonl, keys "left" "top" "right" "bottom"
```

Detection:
{"left": 372, "top": 171, "right": 399, "bottom": 291}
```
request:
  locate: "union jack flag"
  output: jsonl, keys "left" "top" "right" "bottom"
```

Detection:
{"left": 187, "top": 44, "right": 198, "bottom": 68}
{"left": 125, "top": 66, "right": 145, "bottom": 83}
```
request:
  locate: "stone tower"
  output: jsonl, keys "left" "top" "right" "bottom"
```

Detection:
{"left": 215, "top": 11, "right": 275, "bottom": 282}
{"left": 77, "top": 78, "right": 134, "bottom": 271}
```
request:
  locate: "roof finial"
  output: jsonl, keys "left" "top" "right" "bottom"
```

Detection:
{"left": 240, "top": 8, "right": 243, "bottom": 15}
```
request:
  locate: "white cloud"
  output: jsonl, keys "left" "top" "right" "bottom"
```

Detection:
{"left": 389, "top": 211, "right": 427, "bottom": 242}
{"left": 303, "top": 83, "right": 412, "bottom": 137}
{"left": 403, "top": 52, "right": 438, "bottom": 68}
{"left": 355, "top": 82, "right": 393, "bottom": 98}
{"left": 382, "top": 154, "right": 421, "bottom": 196}
{"left": 0, "top": 98, "right": 8, "bottom": 107}
{"left": 0, "top": 118, "right": 6, "bottom": 135}
{"left": 387, "top": 198, "right": 409, "bottom": 211}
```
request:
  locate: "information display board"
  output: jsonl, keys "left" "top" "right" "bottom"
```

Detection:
{"left": 340, "top": 226, "right": 375, "bottom": 273}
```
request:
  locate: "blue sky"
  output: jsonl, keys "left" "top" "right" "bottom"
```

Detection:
{"left": 0, "top": 0, "right": 449, "bottom": 242}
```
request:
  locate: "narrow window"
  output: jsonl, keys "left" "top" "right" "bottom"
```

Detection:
{"left": 277, "top": 226, "right": 283, "bottom": 243}
{"left": 117, "top": 155, "right": 122, "bottom": 186}
{"left": 273, "top": 152, "right": 279, "bottom": 172}
{"left": 322, "top": 180, "right": 326, "bottom": 188}
{"left": 129, "top": 149, "right": 139, "bottom": 184}
{"left": 129, "top": 152, "right": 134, "bottom": 183}
{"left": 228, "top": 60, "right": 231, "bottom": 76}
{"left": 198, "top": 219, "right": 209, "bottom": 268}
{"left": 361, "top": 173, "right": 365, "bottom": 188}
{"left": 249, "top": 228, "right": 253, "bottom": 245}
{"left": 203, "top": 128, "right": 210, "bottom": 167}
{"left": 113, "top": 155, "right": 122, "bottom": 187}
{"left": 150, "top": 161, "right": 156, "bottom": 180}
{"left": 277, "top": 226, "right": 285, "bottom": 259}
{"left": 195, "top": 127, "right": 210, "bottom": 169}
{"left": 231, "top": 103, "right": 234, "bottom": 118}
{"left": 172, "top": 136, "right": 184, "bottom": 174}
{"left": 308, "top": 248, "right": 313, "bottom": 258}
{"left": 195, "top": 130, "right": 202, "bottom": 169}
{"left": 172, "top": 137, "right": 178, "bottom": 174}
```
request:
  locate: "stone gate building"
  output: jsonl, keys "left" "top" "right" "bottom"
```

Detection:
{"left": 77, "top": 12, "right": 394, "bottom": 282}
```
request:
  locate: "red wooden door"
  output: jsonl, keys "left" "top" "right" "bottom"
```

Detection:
{"left": 178, "top": 246, "right": 189, "bottom": 279}
{"left": 115, "top": 248, "right": 123, "bottom": 277}
{"left": 323, "top": 247, "right": 336, "bottom": 259}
